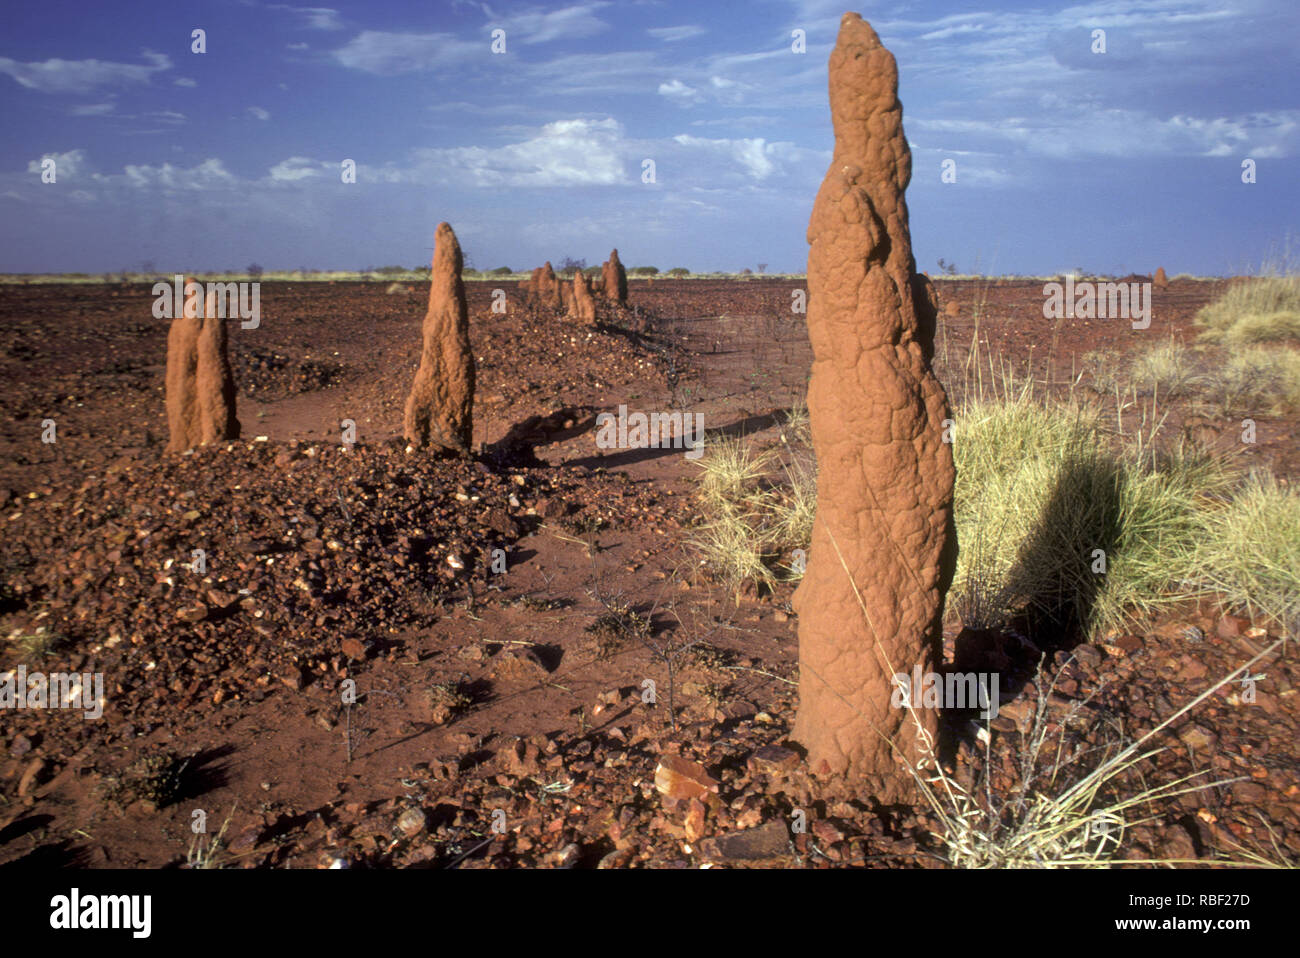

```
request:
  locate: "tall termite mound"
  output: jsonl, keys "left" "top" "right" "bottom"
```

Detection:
{"left": 569, "top": 270, "right": 597, "bottom": 325}
{"left": 528, "top": 261, "right": 562, "bottom": 309}
{"left": 165, "top": 277, "right": 240, "bottom": 452}
{"left": 403, "top": 222, "right": 475, "bottom": 456}
{"left": 601, "top": 249, "right": 627, "bottom": 303}
{"left": 791, "top": 12, "right": 957, "bottom": 799}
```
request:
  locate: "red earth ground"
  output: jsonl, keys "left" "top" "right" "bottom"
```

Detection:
{"left": 0, "top": 277, "right": 1294, "bottom": 868}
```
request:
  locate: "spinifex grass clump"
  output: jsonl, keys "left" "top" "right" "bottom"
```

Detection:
{"left": 1125, "top": 339, "right": 1202, "bottom": 399}
{"left": 1081, "top": 341, "right": 1300, "bottom": 417}
{"left": 1193, "top": 473, "right": 1300, "bottom": 631}
{"left": 688, "top": 435, "right": 816, "bottom": 594}
{"left": 1200, "top": 347, "right": 1300, "bottom": 417}
{"left": 950, "top": 381, "right": 1235, "bottom": 636}
{"left": 1196, "top": 275, "right": 1300, "bottom": 344}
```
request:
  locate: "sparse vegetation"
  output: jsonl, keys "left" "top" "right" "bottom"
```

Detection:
{"left": 1198, "top": 347, "right": 1300, "bottom": 417}
{"left": 100, "top": 751, "right": 191, "bottom": 811}
{"left": 951, "top": 384, "right": 1235, "bottom": 636}
{"left": 1081, "top": 338, "right": 1300, "bottom": 419}
{"left": 11, "top": 625, "right": 67, "bottom": 665}
{"left": 691, "top": 351, "right": 1296, "bottom": 643}
{"left": 911, "top": 637, "right": 1288, "bottom": 867}
{"left": 1194, "top": 472, "right": 1300, "bottom": 631}
{"left": 425, "top": 679, "right": 474, "bottom": 725}
{"left": 830, "top": 517, "right": 1292, "bottom": 867}
{"left": 688, "top": 421, "right": 817, "bottom": 594}
{"left": 1196, "top": 276, "right": 1300, "bottom": 344}
{"left": 1124, "top": 339, "right": 1201, "bottom": 399}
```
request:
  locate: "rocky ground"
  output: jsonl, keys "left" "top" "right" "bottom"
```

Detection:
{"left": 0, "top": 278, "right": 1295, "bottom": 868}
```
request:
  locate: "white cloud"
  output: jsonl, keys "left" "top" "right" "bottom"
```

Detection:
{"left": 269, "top": 157, "right": 324, "bottom": 181}
{"left": 72, "top": 102, "right": 116, "bottom": 116}
{"left": 270, "top": 5, "right": 344, "bottom": 30}
{"left": 658, "top": 79, "right": 701, "bottom": 104}
{"left": 0, "top": 51, "right": 170, "bottom": 94}
{"left": 287, "top": 42, "right": 310, "bottom": 51}
{"left": 407, "top": 117, "right": 628, "bottom": 187}
{"left": 911, "top": 107, "right": 1299, "bottom": 159}
{"left": 689, "top": 115, "right": 780, "bottom": 128}
{"left": 123, "top": 158, "right": 236, "bottom": 191}
{"left": 248, "top": 106, "right": 271, "bottom": 121}
{"left": 333, "top": 31, "right": 481, "bottom": 73}
{"left": 515, "top": 50, "right": 662, "bottom": 96}
{"left": 174, "top": 77, "right": 197, "bottom": 87}
{"left": 671, "top": 133, "right": 819, "bottom": 182}
{"left": 494, "top": 3, "right": 611, "bottom": 45}
{"left": 647, "top": 25, "right": 705, "bottom": 42}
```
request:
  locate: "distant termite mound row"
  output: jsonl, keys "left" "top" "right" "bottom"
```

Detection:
{"left": 568, "top": 269, "right": 598, "bottom": 325}
{"left": 403, "top": 222, "right": 476, "bottom": 456}
{"left": 165, "top": 276, "right": 240, "bottom": 453}
{"left": 601, "top": 248, "right": 628, "bottom": 304}
{"left": 791, "top": 12, "right": 957, "bottom": 800}
{"left": 526, "top": 262, "right": 563, "bottom": 310}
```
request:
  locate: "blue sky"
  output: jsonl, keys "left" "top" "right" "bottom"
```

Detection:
{"left": 1, "top": 0, "right": 1296, "bottom": 275}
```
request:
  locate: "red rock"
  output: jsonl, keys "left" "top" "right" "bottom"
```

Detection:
{"left": 1109, "top": 634, "right": 1143, "bottom": 655}
{"left": 396, "top": 807, "right": 427, "bottom": 838}
{"left": 811, "top": 818, "right": 845, "bottom": 845}
{"left": 683, "top": 797, "right": 707, "bottom": 843}
{"left": 176, "top": 603, "right": 209, "bottom": 624}
{"left": 1153, "top": 267, "right": 1169, "bottom": 290}
{"left": 340, "top": 638, "right": 367, "bottom": 659}
{"left": 1217, "top": 614, "right": 1249, "bottom": 640}
{"left": 747, "top": 744, "right": 800, "bottom": 775}
{"left": 597, "top": 847, "right": 633, "bottom": 868}
{"left": 698, "top": 821, "right": 791, "bottom": 862}
{"left": 654, "top": 754, "right": 718, "bottom": 802}
{"left": 1178, "top": 725, "right": 1217, "bottom": 751}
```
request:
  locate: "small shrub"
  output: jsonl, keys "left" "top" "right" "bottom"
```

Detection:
{"left": 425, "top": 679, "right": 473, "bottom": 725}
{"left": 101, "top": 752, "right": 190, "bottom": 810}
{"left": 1199, "top": 347, "right": 1300, "bottom": 417}
{"left": 1126, "top": 339, "right": 1201, "bottom": 398}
